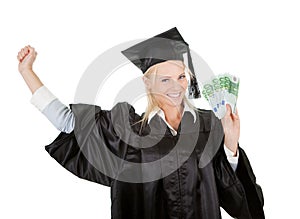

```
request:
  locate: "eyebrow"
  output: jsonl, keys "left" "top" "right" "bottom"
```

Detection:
{"left": 157, "top": 72, "right": 185, "bottom": 78}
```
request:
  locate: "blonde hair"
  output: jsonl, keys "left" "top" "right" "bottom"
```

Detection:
{"left": 134, "top": 60, "right": 197, "bottom": 132}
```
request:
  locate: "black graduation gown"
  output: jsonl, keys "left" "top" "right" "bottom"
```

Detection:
{"left": 45, "top": 102, "right": 265, "bottom": 219}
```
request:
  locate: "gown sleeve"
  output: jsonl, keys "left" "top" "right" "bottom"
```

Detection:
{"left": 44, "top": 102, "right": 134, "bottom": 187}
{"left": 210, "top": 113, "right": 265, "bottom": 219}
{"left": 214, "top": 145, "right": 265, "bottom": 219}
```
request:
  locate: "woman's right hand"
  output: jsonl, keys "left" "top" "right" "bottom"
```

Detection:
{"left": 17, "top": 45, "right": 37, "bottom": 75}
{"left": 17, "top": 45, "right": 43, "bottom": 94}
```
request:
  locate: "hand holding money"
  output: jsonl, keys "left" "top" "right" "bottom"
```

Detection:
{"left": 201, "top": 73, "right": 240, "bottom": 119}
{"left": 201, "top": 73, "right": 240, "bottom": 153}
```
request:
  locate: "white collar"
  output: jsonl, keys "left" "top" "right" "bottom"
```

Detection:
{"left": 147, "top": 101, "right": 196, "bottom": 124}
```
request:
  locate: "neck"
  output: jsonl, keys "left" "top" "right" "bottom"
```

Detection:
{"left": 160, "top": 102, "right": 184, "bottom": 122}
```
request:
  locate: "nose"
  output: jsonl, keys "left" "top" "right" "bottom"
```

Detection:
{"left": 169, "top": 78, "right": 184, "bottom": 90}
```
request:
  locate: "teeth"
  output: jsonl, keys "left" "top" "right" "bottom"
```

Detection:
{"left": 167, "top": 93, "right": 180, "bottom": 98}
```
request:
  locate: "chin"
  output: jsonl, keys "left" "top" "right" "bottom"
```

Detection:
{"left": 162, "top": 97, "right": 184, "bottom": 108}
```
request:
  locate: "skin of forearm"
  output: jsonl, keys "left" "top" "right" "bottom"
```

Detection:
{"left": 20, "top": 69, "right": 43, "bottom": 94}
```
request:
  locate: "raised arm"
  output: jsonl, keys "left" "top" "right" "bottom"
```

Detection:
{"left": 17, "top": 45, "right": 74, "bottom": 133}
{"left": 17, "top": 46, "right": 118, "bottom": 186}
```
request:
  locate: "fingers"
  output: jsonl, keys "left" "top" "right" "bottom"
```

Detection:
{"left": 17, "top": 45, "right": 36, "bottom": 62}
{"left": 19, "top": 46, "right": 29, "bottom": 61}
{"left": 225, "top": 104, "right": 232, "bottom": 116}
{"left": 232, "top": 107, "right": 239, "bottom": 120}
{"left": 224, "top": 104, "right": 240, "bottom": 121}
{"left": 234, "top": 107, "right": 239, "bottom": 117}
{"left": 17, "top": 46, "right": 27, "bottom": 62}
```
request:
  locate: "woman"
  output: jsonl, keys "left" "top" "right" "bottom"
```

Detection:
{"left": 17, "top": 27, "right": 264, "bottom": 218}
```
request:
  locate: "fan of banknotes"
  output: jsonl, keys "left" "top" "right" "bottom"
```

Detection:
{"left": 200, "top": 73, "right": 240, "bottom": 119}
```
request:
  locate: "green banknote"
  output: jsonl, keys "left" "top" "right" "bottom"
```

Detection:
{"left": 201, "top": 73, "right": 239, "bottom": 119}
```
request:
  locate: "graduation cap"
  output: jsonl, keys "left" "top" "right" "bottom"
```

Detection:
{"left": 121, "top": 27, "right": 201, "bottom": 99}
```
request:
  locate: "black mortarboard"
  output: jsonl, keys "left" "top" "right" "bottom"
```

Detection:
{"left": 121, "top": 27, "right": 201, "bottom": 99}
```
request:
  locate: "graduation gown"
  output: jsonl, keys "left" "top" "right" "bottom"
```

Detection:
{"left": 45, "top": 102, "right": 264, "bottom": 219}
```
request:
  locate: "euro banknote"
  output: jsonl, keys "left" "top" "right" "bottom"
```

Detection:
{"left": 201, "top": 73, "right": 239, "bottom": 119}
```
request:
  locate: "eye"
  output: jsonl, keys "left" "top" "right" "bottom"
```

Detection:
{"left": 179, "top": 75, "right": 186, "bottom": 79}
{"left": 161, "top": 78, "right": 169, "bottom": 83}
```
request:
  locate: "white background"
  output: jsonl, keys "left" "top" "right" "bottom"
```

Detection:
{"left": 1, "top": 0, "right": 299, "bottom": 218}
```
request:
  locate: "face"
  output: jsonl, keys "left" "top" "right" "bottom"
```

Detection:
{"left": 143, "top": 60, "right": 188, "bottom": 108}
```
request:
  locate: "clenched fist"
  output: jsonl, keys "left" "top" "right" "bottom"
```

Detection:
{"left": 17, "top": 45, "right": 37, "bottom": 75}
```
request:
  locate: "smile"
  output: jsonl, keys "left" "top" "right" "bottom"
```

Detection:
{"left": 166, "top": 92, "right": 181, "bottom": 98}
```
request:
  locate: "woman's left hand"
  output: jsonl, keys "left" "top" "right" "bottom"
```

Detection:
{"left": 221, "top": 104, "right": 240, "bottom": 156}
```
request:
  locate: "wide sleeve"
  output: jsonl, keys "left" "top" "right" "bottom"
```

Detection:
{"left": 45, "top": 102, "right": 135, "bottom": 187}
{"left": 213, "top": 142, "right": 265, "bottom": 219}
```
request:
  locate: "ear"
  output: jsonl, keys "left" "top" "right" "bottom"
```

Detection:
{"left": 143, "top": 76, "right": 151, "bottom": 90}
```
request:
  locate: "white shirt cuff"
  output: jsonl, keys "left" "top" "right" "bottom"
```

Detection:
{"left": 224, "top": 144, "right": 239, "bottom": 171}
{"left": 30, "top": 85, "right": 57, "bottom": 111}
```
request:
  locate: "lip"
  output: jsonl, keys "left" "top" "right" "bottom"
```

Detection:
{"left": 166, "top": 92, "right": 181, "bottom": 98}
